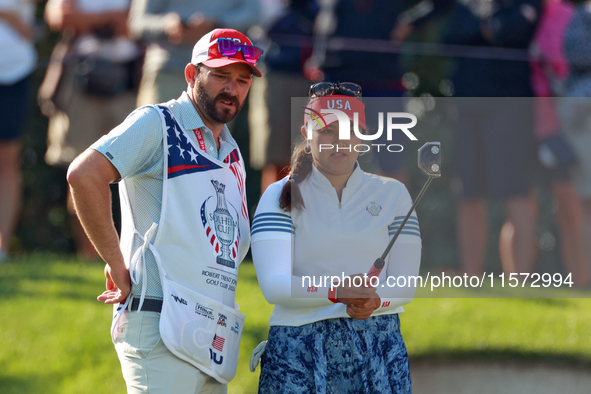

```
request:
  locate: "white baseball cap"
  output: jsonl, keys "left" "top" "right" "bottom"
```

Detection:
{"left": 191, "top": 28, "right": 262, "bottom": 77}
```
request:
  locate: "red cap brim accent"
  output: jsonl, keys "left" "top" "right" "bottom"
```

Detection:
{"left": 304, "top": 95, "right": 366, "bottom": 130}
{"left": 201, "top": 58, "right": 262, "bottom": 77}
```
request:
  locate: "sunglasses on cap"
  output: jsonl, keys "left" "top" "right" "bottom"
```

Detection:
{"left": 309, "top": 82, "right": 362, "bottom": 98}
{"left": 209, "top": 38, "right": 264, "bottom": 65}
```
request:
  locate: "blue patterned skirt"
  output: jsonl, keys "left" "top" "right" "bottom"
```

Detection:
{"left": 258, "top": 314, "right": 411, "bottom": 394}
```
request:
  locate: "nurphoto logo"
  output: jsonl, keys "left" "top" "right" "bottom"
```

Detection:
{"left": 304, "top": 103, "right": 418, "bottom": 153}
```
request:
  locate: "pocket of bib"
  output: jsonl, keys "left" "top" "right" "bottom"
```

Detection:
{"left": 209, "top": 304, "right": 245, "bottom": 383}
{"left": 159, "top": 276, "right": 245, "bottom": 384}
{"left": 159, "top": 278, "right": 214, "bottom": 368}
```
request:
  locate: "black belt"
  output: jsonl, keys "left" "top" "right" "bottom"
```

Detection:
{"left": 129, "top": 298, "right": 162, "bottom": 312}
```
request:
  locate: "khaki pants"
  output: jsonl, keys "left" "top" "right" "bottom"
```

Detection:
{"left": 114, "top": 310, "right": 227, "bottom": 394}
{"left": 45, "top": 90, "right": 137, "bottom": 168}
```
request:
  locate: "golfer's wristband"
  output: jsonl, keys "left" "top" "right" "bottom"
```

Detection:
{"left": 328, "top": 282, "right": 340, "bottom": 303}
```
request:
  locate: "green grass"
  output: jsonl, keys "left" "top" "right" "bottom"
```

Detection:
{"left": 1, "top": 255, "right": 591, "bottom": 394}
{"left": 0, "top": 255, "right": 122, "bottom": 394}
{"left": 402, "top": 298, "right": 591, "bottom": 365}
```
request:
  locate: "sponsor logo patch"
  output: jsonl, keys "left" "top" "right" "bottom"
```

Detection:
{"left": 217, "top": 313, "right": 227, "bottom": 327}
{"left": 171, "top": 294, "right": 188, "bottom": 305}
{"left": 195, "top": 303, "right": 215, "bottom": 320}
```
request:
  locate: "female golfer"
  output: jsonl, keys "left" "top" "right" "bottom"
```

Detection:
{"left": 251, "top": 82, "right": 422, "bottom": 393}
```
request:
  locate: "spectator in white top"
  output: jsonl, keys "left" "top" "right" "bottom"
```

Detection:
{"left": 0, "top": 0, "right": 38, "bottom": 262}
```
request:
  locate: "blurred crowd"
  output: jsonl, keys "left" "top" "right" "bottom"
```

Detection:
{"left": 1, "top": 0, "right": 591, "bottom": 287}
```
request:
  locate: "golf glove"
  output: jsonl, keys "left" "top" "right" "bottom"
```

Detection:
{"left": 249, "top": 340, "right": 267, "bottom": 372}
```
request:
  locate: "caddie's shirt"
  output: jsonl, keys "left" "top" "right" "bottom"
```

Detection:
{"left": 91, "top": 92, "right": 240, "bottom": 299}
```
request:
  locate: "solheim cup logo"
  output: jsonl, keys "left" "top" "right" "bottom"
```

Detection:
{"left": 211, "top": 180, "right": 236, "bottom": 268}
{"left": 200, "top": 180, "right": 240, "bottom": 269}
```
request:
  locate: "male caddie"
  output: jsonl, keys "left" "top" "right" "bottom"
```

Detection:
{"left": 67, "top": 29, "right": 262, "bottom": 393}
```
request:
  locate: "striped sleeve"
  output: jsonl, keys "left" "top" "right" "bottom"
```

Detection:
{"left": 388, "top": 183, "right": 422, "bottom": 245}
{"left": 388, "top": 213, "right": 421, "bottom": 245}
{"left": 252, "top": 212, "right": 294, "bottom": 236}
{"left": 251, "top": 179, "right": 293, "bottom": 243}
{"left": 388, "top": 214, "right": 420, "bottom": 238}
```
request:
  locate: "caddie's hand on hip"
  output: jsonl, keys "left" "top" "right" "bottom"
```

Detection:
{"left": 67, "top": 150, "right": 127, "bottom": 305}
{"left": 97, "top": 263, "right": 131, "bottom": 304}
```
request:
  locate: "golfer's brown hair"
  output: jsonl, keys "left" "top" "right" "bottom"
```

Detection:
{"left": 279, "top": 140, "right": 312, "bottom": 211}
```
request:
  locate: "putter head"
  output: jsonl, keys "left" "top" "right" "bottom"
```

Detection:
{"left": 418, "top": 142, "right": 442, "bottom": 178}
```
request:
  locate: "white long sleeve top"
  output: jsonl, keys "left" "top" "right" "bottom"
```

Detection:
{"left": 251, "top": 165, "right": 422, "bottom": 327}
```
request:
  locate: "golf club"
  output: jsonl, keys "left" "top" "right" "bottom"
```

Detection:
{"left": 367, "top": 141, "right": 442, "bottom": 279}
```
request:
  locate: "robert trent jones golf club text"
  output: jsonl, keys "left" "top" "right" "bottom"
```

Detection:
{"left": 303, "top": 272, "right": 575, "bottom": 293}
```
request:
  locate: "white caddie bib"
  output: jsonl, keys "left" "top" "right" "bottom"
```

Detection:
{"left": 112, "top": 103, "right": 250, "bottom": 384}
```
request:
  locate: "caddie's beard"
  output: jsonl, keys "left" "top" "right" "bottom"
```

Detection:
{"left": 196, "top": 80, "right": 243, "bottom": 124}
